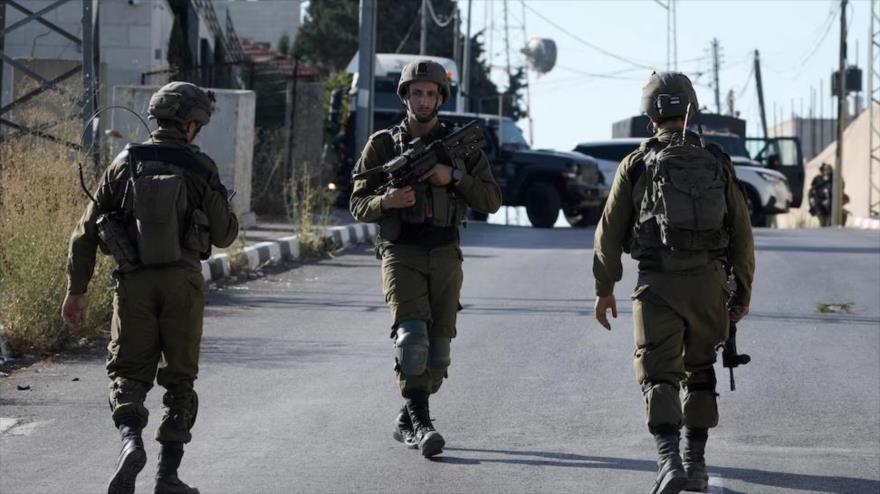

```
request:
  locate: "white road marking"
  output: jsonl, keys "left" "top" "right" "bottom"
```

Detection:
{"left": 0, "top": 417, "right": 52, "bottom": 436}
{"left": 708, "top": 473, "right": 725, "bottom": 493}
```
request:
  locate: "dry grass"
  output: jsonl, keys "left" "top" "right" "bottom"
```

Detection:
{"left": 0, "top": 105, "right": 114, "bottom": 353}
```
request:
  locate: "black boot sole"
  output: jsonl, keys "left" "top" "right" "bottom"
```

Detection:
{"left": 419, "top": 431, "right": 445, "bottom": 458}
{"left": 392, "top": 429, "right": 419, "bottom": 449}
{"left": 652, "top": 471, "right": 688, "bottom": 494}
{"left": 107, "top": 446, "right": 146, "bottom": 494}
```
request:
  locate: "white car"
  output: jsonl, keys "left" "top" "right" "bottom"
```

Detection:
{"left": 574, "top": 138, "right": 792, "bottom": 227}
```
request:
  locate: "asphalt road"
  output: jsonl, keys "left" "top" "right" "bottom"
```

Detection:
{"left": 2, "top": 224, "right": 879, "bottom": 494}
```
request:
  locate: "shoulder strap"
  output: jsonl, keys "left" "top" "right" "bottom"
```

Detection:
{"left": 125, "top": 144, "right": 216, "bottom": 183}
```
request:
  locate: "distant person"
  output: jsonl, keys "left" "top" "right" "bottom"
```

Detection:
{"left": 62, "top": 82, "right": 238, "bottom": 494}
{"left": 592, "top": 72, "right": 755, "bottom": 493}
{"left": 808, "top": 163, "right": 848, "bottom": 226}
{"left": 350, "top": 60, "right": 501, "bottom": 458}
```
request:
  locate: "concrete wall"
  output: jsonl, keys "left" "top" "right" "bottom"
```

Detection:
{"left": 213, "top": 0, "right": 300, "bottom": 48}
{"left": 111, "top": 85, "right": 257, "bottom": 227}
{"left": 775, "top": 104, "right": 879, "bottom": 229}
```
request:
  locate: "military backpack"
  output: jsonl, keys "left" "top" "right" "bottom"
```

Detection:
{"left": 96, "top": 144, "right": 214, "bottom": 270}
{"left": 632, "top": 135, "right": 730, "bottom": 269}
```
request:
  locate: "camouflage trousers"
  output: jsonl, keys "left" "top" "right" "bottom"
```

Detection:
{"left": 106, "top": 267, "right": 205, "bottom": 443}
{"left": 379, "top": 242, "right": 463, "bottom": 395}
{"left": 631, "top": 263, "right": 730, "bottom": 433}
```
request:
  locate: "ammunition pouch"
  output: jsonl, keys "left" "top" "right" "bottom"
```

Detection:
{"left": 183, "top": 208, "right": 211, "bottom": 259}
{"left": 96, "top": 211, "right": 139, "bottom": 272}
{"left": 400, "top": 182, "right": 467, "bottom": 228}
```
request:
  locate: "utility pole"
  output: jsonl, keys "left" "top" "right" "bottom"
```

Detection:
{"left": 711, "top": 38, "right": 721, "bottom": 114}
{"left": 832, "top": 0, "right": 848, "bottom": 226}
{"left": 754, "top": 50, "right": 769, "bottom": 139}
{"left": 726, "top": 89, "right": 735, "bottom": 116}
{"left": 453, "top": 8, "right": 459, "bottom": 77}
{"left": 355, "top": 0, "right": 377, "bottom": 158}
{"left": 459, "top": 0, "right": 473, "bottom": 113}
{"left": 420, "top": 0, "right": 428, "bottom": 55}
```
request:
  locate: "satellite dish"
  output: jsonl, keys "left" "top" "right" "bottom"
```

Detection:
{"left": 522, "top": 38, "right": 557, "bottom": 74}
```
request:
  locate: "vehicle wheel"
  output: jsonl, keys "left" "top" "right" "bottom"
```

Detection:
{"left": 743, "top": 185, "right": 768, "bottom": 227}
{"left": 468, "top": 210, "right": 489, "bottom": 222}
{"left": 525, "top": 182, "right": 561, "bottom": 228}
{"left": 565, "top": 206, "right": 603, "bottom": 227}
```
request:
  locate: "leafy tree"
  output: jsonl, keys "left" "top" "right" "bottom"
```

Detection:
{"left": 278, "top": 34, "right": 291, "bottom": 56}
{"left": 293, "top": 0, "right": 526, "bottom": 119}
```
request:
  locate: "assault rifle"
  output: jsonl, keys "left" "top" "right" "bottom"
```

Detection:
{"left": 722, "top": 314, "right": 751, "bottom": 391}
{"left": 352, "top": 120, "right": 486, "bottom": 195}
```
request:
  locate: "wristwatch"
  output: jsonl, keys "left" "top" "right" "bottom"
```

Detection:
{"left": 452, "top": 168, "right": 464, "bottom": 185}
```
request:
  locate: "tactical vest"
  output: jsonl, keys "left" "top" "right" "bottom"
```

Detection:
{"left": 631, "top": 137, "right": 730, "bottom": 272}
{"left": 96, "top": 144, "right": 214, "bottom": 271}
{"left": 373, "top": 123, "right": 468, "bottom": 241}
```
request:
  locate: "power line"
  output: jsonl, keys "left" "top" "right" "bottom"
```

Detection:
{"left": 523, "top": 3, "right": 654, "bottom": 71}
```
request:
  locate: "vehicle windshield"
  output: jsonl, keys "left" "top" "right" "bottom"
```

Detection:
{"left": 701, "top": 135, "right": 751, "bottom": 159}
{"left": 489, "top": 118, "right": 530, "bottom": 150}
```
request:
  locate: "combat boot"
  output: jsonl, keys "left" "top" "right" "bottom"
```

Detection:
{"left": 651, "top": 429, "right": 687, "bottom": 494}
{"left": 108, "top": 424, "right": 147, "bottom": 494}
{"left": 154, "top": 442, "right": 199, "bottom": 494}
{"left": 392, "top": 405, "right": 418, "bottom": 449}
{"left": 683, "top": 427, "right": 709, "bottom": 492}
{"left": 405, "top": 390, "right": 445, "bottom": 458}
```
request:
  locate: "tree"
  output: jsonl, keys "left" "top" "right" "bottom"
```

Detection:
{"left": 292, "top": 0, "right": 359, "bottom": 74}
{"left": 278, "top": 34, "right": 291, "bottom": 56}
{"left": 292, "top": 0, "right": 526, "bottom": 119}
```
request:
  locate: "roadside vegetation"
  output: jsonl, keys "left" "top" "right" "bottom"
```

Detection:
{"left": 0, "top": 106, "right": 114, "bottom": 354}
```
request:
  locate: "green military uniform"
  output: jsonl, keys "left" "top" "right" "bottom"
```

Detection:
{"left": 593, "top": 127, "right": 754, "bottom": 431}
{"left": 350, "top": 119, "right": 502, "bottom": 394}
{"left": 68, "top": 125, "right": 238, "bottom": 442}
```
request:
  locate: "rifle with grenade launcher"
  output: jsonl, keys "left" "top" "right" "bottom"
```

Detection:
{"left": 352, "top": 120, "right": 486, "bottom": 195}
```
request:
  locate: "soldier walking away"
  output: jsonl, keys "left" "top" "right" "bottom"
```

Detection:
{"left": 350, "top": 60, "right": 501, "bottom": 458}
{"left": 61, "top": 82, "right": 239, "bottom": 494}
{"left": 592, "top": 72, "right": 755, "bottom": 493}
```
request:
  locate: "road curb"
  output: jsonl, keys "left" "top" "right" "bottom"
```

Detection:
{"left": 851, "top": 216, "right": 880, "bottom": 230}
{"left": 201, "top": 223, "right": 378, "bottom": 283}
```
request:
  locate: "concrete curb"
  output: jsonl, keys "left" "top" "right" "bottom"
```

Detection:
{"left": 200, "top": 223, "right": 378, "bottom": 283}
{"left": 851, "top": 216, "right": 880, "bottom": 230}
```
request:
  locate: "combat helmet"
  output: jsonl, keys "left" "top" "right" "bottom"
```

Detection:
{"left": 148, "top": 81, "right": 215, "bottom": 126}
{"left": 640, "top": 71, "right": 698, "bottom": 121}
{"left": 397, "top": 60, "right": 450, "bottom": 103}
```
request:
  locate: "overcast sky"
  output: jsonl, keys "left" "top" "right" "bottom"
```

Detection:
{"left": 463, "top": 0, "right": 872, "bottom": 150}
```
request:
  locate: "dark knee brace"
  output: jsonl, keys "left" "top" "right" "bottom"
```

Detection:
{"left": 156, "top": 383, "right": 199, "bottom": 443}
{"left": 684, "top": 369, "right": 719, "bottom": 429}
{"left": 394, "top": 320, "right": 429, "bottom": 377}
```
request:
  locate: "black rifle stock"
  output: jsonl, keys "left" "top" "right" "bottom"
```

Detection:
{"left": 721, "top": 315, "right": 751, "bottom": 391}
{"left": 352, "top": 120, "right": 486, "bottom": 195}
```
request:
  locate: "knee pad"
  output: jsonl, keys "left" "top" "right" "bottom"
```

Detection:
{"left": 428, "top": 338, "right": 451, "bottom": 370}
{"left": 395, "top": 320, "right": 429, "bottom": 376}
{"left": 682, "top": 369, "right": 719, "bottom": 429}
{"left": 162, "top": 384, "right": 199, "bottom": 432}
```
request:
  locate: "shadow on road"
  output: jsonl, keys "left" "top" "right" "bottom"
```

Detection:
{"left": 440, "top": 447, "right": 879, "bottom": 494}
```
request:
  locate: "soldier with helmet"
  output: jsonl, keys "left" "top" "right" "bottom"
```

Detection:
{"left": 62, "top": 81, "right": 239, "bottom": 494}
{"left": 350, "top": 60, "right": 501, "bottom": 457}
{"left": 592, "top": 72, "right": 755, "bottom": 493}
